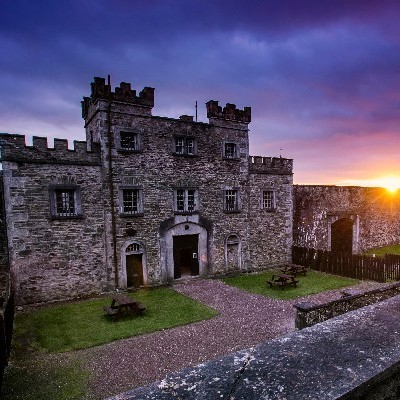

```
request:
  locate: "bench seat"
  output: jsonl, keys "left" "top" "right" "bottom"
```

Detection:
{"left": 103, "top": 305, "right": 118, "bottom": 315}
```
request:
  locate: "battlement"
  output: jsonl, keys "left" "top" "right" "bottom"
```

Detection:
{"left": 82, "top": 77, "right": 155, "bottom": 118}
{"left": 0, "top": 133, "right": 101, "bottom": 166}
{"left": 249, "top": 155, "right": 293, "bottom": 175}
{"left": 206, "top": 100, "right": 251, "bottom": 123}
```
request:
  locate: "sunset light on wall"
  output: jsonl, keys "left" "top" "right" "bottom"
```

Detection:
{"left": 338, "top": 176, "right": 400, "bottom": 193}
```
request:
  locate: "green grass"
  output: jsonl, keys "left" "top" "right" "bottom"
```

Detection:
{"left": 2, "top": 287, "right": 218, "bottom": 400}
{"left": 1, "top": 361, "right": 89, "bottom": 400}
{"left": 363, "top": 244, "right": 400, "bottom": 257}
{"left": 221, "top": 270, "right": 359, "bottom": 300}
{"left": 13, "top": 287, "right": 218, "bottom": 354}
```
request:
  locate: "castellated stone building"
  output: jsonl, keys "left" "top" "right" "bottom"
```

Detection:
{"left": 0, "top": 77, "right": 293, "bottom": 305}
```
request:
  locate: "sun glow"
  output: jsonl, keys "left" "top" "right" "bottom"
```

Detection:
{"left": 337, "top": 176, "right": 400, "bottom": 193}
{"left": 377, "top": 177, "right": 400, "bottom": 193}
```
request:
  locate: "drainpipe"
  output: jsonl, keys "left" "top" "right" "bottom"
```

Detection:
{"left": 106, "top": 78, "right": 119, "bottom": 288}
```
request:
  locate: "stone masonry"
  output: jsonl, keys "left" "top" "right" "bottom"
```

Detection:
{"left": 0, "top": 77, "right": 293, "bottom": 304}
{"left": 293, "top": 185, "right": 400, "bottom": 253}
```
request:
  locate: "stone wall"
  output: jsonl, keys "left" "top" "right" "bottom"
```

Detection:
{"left": 293, "top": 185, "right": 400, "bottom": 253}
{"left": 0, "top": 136, "right": 106, "bottom": 304}
{"left": 294, "top": 282, "right": 400, "bottom": 329}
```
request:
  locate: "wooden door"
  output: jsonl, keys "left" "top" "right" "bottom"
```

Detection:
{"left": 126, "top": 254, "right": 144, "bottom": 287}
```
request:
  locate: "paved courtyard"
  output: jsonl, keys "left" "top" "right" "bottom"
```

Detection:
{"left": 41, "top": 278, "right": 383, "bottom": 399}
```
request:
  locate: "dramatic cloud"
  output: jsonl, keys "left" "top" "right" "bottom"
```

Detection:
{"left": 1, "top": 0, "right": 399, "bottom": 184}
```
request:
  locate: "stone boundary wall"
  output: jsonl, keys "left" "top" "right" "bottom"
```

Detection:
{"left": 108, "top": 295, "right": 400, "bottom": 399}
{"left": 294, "top": 282, "right": 400, "bottom": 330}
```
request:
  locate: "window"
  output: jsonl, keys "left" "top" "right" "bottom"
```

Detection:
{"left": 120, "top": 131, "right": 139, "bottom": 151}
{"left": 49, "top": 185, "right": 83, "bottom": 219}
{"left": 262, "top": 190, "right": 276, "bottom": 210}
{"left": 116, "top": 130, "right": 142, "bottom": 152}
{"left": 174, "top": 137, "right": 196, "bottom": 156}
{"left": 174, "top": 189, "right": 197, "bottom": 213}
{"left": 224, "top": 189, "right": 239, "bottom": 212}
{"left": 223, "top": 142, "right": 238, "bottom": 159}
{"left": 119, "top": 187, "right": 143, "bottom": 216}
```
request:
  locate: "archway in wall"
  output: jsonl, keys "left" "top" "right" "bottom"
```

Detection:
{"left": 331, "top": 218, "right": 353, "bottom": 253}
{"left": 162, "top": 222, "right": 208, "bottom": 282}
{"left": 123, "top": 242, "right": 146, "bottom": 288}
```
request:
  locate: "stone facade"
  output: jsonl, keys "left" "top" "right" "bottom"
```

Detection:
{"left": 0, "top": 77, "right": 293, "bottom": 304}
{"left": 293, "top": 185, "right": 400, "bottom": 253}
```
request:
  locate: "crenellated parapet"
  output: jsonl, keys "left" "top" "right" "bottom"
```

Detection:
{"left": 249, "top": 156, "right": 293, "bottom": 175}
{"left": 0, "top": 133, "right": 101, "bottom": 166}
{"left": 82, "top": 77, "right": 155, "bottom": 118}
{"left": 206, "top": 101, "right": 251, "bottom": 124}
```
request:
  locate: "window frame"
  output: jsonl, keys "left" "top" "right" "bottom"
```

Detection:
{"left": 223, "top": 188, "right": 240, "bottom": 213}
{"left": 262, "top": 189, "right": 276, "bottom": 211}
{"left": 115, "top": 130, "right": 142, "bottom": 153}
{"left": 118, "top": 186, "right": 144, "bottom": 217}
{"left": 222, "top": 141, "right": 240, "bottom": 160}
{"left": 49, "top": 184, "right": 83, "bottom": 219}
{"left": 173, "top": 136, "right": 197, "bottom": 157}
{"left": 173, "top": 188, "right": 198, "bottom": 214}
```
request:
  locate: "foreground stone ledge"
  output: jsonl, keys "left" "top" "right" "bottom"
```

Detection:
{"left": 108, "top": 295, "right": 400, "bottom": 399}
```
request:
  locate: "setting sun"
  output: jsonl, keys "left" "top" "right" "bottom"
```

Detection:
{"left": 376, "top": 177, "right": 400, "bottom": 193}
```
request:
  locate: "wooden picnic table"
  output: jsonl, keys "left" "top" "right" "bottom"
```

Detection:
{"left": 267, "top": 273, "right": 299, "bottom": 289}
{"left": 280, "top": 264, "right": 308, "bottom": 276}
{"left": 103, "top": 293, "right": 145, "bottom": 317}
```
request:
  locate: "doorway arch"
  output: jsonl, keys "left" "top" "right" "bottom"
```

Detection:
{"left": 121, "top": 241, "right": 147, "bottom": 288}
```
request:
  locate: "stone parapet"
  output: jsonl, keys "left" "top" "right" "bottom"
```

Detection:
{"left": 0, "top": 133, "right": 101, "bottom": 166}
{"left": 294, "top": 281, "right": 400, "bottom": 329}
{"left": 206, "top": 100, "right": 251, "bottom": 124}
{"left": 82, "top": 77, "right": 154, "bottom": 118}
{"left": 249, "top": 155, "right": 293, "bottom": 175}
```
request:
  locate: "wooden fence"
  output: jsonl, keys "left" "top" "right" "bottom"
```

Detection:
{"left": 292, "top": 246, "right": 400, "bottom": 283}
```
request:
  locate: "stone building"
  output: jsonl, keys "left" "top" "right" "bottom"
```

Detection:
{"left": 293, "top": 185, "right": 400, "bottom": 254}
{"left": 0, "top": 77, "right": 293, "bottom": 304}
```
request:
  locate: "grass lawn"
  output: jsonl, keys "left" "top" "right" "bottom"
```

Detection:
{"left": 2, "top": 287, "right": 217, "bottom": 400}
{"left": 363, "top": 244, "right": 400, "bottom": 257}
{"left": 221, "top": 270, "right": 359, "bottom": 300}
{"left": 12, "top": 287, "right": 218, "bottom": 354}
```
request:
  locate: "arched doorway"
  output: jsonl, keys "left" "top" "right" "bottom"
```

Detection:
{"left": 161, "top": 221, "right": 208, "bottom": 282}
{"left": 122, "top": 242, "right": 146, "bottom": 288}
{"left": 331, "top": 218, "right": 353, "bottom": 253}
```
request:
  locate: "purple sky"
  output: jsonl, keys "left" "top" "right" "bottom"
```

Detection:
{"left": 1, "top": 0, "right": 400, "bottom": 185}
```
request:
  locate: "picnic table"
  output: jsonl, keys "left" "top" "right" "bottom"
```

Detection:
{"left": 103, "top": 293, "right": 145, "bottom": 317}
{"left": 280, "top": 264, "right": 308, "bottom": 276}
{"left": 267, "top": 273, "right": 299, "bottom": 289}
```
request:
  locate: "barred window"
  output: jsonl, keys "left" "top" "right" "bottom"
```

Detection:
{"left": 120, "top": 132, "right": 139, "bottom": 151}
{"left": 174, "top": 137, "right": 196, "bottom": 155}
{"left": 224, "top": 190, "right": 239, "bottom": 212}
{"left": 175, "top": 189, "right": 197, "bottom": 213}
{"left": 49, "top": 184, "right": 82, "bottom": 219}
{"left": 55, "top": 189, "right": 76, "bottom": 216}
{"left": 119, "top": 187, "right": 143, "bottom": 216}
{"left": 123, "top": 189, "right": 140, "bottom": 214}
{"left": 224, "top": 142, "right": 237, "bottom": 159}
{"left": 262, "top": 190, "right": 276, "bottom": 210}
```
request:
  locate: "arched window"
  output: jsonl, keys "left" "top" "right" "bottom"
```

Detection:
{"left": 126, "top": 242, "right": 142, "bottom": 254}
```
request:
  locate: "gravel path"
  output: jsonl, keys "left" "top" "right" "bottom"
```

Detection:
{"left": 46, "top": 278, "right": 385, "bottom": 399}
